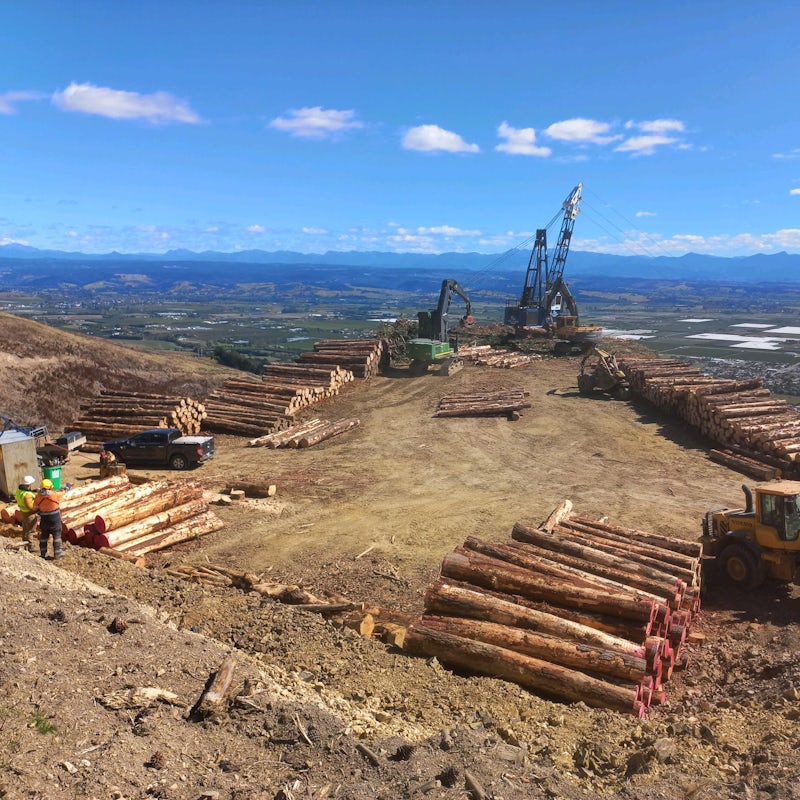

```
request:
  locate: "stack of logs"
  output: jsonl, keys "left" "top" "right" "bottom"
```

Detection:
{"left": 403, "top": 501, "right": 702, "bottom": 717}
{"left": 434, "top": 388, "right": 532, "bottom": 419}
{"left": 619, "top": 357, "right": 800, "bottom": 477}
{"left": 73, "top": 391, "right": 207, "bottom": 452}
{"left": 202, "top": 340, "right": 388, "bottom": 438}
{"left": 457, "top": 344, "right": 539, "bottom": 368}
{"left": 203, "top": 365, "right": 353, "bottom": 438}
{"left": 294, "top": 338, "right": 387, "bottom": 379}
{"left": 56, "top": 474, "right": 222, "bottom": 557}
{"left": 248, "top": 417, "right": 361, "bottom": 448}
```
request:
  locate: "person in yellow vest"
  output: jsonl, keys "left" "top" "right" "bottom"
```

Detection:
{"left": 14, "top": 475, "right": 38, "bottom": 552}
{"left": 32, "top": 478, "right": 68, "bottom": 559}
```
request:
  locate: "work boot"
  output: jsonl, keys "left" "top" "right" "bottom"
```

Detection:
{"left": 53, "top": 551, "right": 63, "bottom": 560}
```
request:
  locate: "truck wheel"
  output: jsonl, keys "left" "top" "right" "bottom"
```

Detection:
{"left": 169, "top": 453, "right": 189, "bottom": 470}
{"left": 719, "top": 544, "right": 765, "bottom": 590}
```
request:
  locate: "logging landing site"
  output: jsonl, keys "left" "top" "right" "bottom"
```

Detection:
{"left": 2, "top": 330, "right": 800, "bottom": 799}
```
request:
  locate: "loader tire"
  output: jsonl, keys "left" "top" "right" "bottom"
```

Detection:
{"left": 719, "top": 544, "right": 766, "bottom": 591}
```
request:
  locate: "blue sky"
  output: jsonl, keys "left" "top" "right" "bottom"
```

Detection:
{"left": 2, "top": 0, "right": 799, "bottom": 258}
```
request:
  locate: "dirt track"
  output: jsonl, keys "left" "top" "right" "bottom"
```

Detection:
{"left": 5, "top": 356, "right": 800, "bottom": 799}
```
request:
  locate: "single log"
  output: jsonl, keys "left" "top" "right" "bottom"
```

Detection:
{"left": 404, "top": 625, "right": 644, "bottom": 716}
{"left": 541, "top": 500, "right": 573, "bottom": 533}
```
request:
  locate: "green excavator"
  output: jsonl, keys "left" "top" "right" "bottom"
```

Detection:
{"left": 406, "top": 279, "right": 474, "bottom": 376}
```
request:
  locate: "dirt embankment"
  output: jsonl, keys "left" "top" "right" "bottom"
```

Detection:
{"left": 2, "top": 336, "right": 800, "bottom": 799}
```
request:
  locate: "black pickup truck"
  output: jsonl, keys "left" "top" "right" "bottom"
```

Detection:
{"left": 102, "top": 428, "right": 215, "bottom": 470}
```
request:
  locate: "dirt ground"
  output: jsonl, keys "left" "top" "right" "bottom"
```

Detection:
{"left": 3, "top": 356, "right": 800, "bottom": 799}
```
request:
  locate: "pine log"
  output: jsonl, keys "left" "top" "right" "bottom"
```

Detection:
{"left": 297, "top": 418, "right": 360, "bottom": 448}
{"left": 421, "top": 613, "right": 651, "bottom": 684}
{"left": 508, "top": 525, "right": 685, "bottom": 600}
{"left": 93, "top": 498, "right": 209, "bottom": 549}
{"left": 93, "top": 482, "right": 203, "bottom": 534}
{"left": 441, "top": 549, "right": 658, "bottom": 624}
{"left": 118, "top": 510, "right": 224, "bottom": 555}
{"left": 426, "top": 579, "right": 651, "bottom": 648}
{"left": 568, "top": 515, "right": 703, "bottom": 558}
{"left": 404, "top": 624, "right": 644, "bottom": 716}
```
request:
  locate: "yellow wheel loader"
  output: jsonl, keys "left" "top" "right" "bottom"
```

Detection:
{"left": 702, "top": 481, "right": 800, "bottom": 590}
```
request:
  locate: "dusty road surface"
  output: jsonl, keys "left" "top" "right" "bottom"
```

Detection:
{"left": 4, "top": 356, "right": 800, "bottom": 799}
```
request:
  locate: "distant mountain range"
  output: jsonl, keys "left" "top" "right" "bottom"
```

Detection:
{"left": 1, "top": 242, "right": 799, "bottom": 283}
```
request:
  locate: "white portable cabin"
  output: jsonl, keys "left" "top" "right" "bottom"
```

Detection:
{"left": 0, "top": 430, "right": 38, "bottom": 500}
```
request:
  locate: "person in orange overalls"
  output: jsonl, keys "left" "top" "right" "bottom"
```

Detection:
{"left": 32, "top": 478, "right": 68, "bottom": 559}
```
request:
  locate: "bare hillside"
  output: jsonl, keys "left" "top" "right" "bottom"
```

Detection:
{"left": 0, "top": 312, "right": 235, "bottom": 430}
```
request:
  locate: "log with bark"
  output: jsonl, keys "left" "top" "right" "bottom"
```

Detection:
{"left": 403, "top": 624, "right": 645, "bottom": 716}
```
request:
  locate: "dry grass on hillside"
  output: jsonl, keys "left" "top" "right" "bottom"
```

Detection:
{"left": 0, "top": 312, "right": 236, "bottom": 430}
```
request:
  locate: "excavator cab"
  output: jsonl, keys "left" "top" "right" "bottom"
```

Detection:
{"left": 702, "top": 481, "right": 800, "bottom": 589}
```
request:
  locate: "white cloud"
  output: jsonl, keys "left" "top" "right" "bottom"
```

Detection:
{"left": 416, "top": 225, "right": 481, "bottom": 236}
{"left": 773, "top": 149, "right": 800, "bottom": 160}
{"left": 635, "top": 211, "right": 657, "bottom": 217}
{"left": 543, "top": 118, "right": 618, "bottom": 144}
{"left": 615, "top": 134, "right": 678, "bottom": 156}
{"left": 791, "top": 188, "right": 800, "bottom": 196}
{"left": 206, "top": 226, "right": 219, "bottom": 232}
{"left": 52, "top": 83, "right": 200, "bottom": 123}
{"left": 0, "top": 236, "right": 29, "bottom": 246}
{"left": 577, "top": 227, "right": 800, "bottom": 256}
{"left": 246, "top": 225, "right": 266, "bottom": 233}
{"left": 402, "top": 124, "right": 479, "bottom": 153}
{"left": 302, "top": 226, "right": 329, "bottom": 235}
{"left": 0, "top": 90, "right": 46, "bottom": 114}
{"left": 269, "top": 106, "right": 362, "bottom": 139}
{"left": 495, "top": 121, "right": 551, "bottom": 156}
{"left": 627, "top": 118, "right": 685, "bottom": 134}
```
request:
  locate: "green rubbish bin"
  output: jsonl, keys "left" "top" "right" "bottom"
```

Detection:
{"left": 42, "top": 465, "right": 62, "bottom": 490}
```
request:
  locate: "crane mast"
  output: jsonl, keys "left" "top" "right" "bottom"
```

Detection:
{"left": 505, "top": 183, "right": 582, "bottom": 328}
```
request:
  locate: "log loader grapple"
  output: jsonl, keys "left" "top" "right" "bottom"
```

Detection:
{"left": 702, "top": 481, "right": 800, "bottom": 589}
{"left": 577, "top": 347, "right": 631, "bottom": 400}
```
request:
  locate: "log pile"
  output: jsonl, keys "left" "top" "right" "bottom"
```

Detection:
{"left": 434, "top": 388, "right": 531, "bottom": 419}
{"left": 457, "top": 344, "right": 540, "bottom": 368}
{"left": 248, "top": 417, "right": 361, "bottom": 448}
{"left": 204, "top": 358, "right": 356, "bottom": 438}
{"left": 619, "top": 357, "right": 800, "bottom": 476}
{"left": 295, "top": 338, "right": 387, "bottom": 379}
{"left": 402, "top": 501, "right": 702, "bottom": 716}
{"left": 72, "top": 391, "right": 207, "bottom": 451}
{"left": 56, "top": 475, "right": 223, "bottom": 556}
